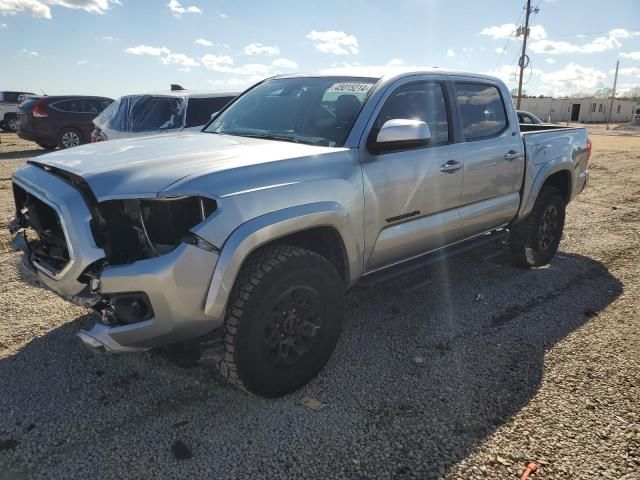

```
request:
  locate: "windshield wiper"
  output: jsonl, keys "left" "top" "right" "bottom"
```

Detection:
{"left": 242, "top": 133, "right": 302, "bottom": 144}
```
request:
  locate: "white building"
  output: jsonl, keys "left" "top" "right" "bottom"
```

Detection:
{"left": 517, "top": 97, "right": 637, "bottom": 123}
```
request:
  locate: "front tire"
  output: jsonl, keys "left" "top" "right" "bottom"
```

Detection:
{"left": 217, "top": 245, "right": 345, "bottom": 397}
{"left": 510, "top": 186, "right": 566, "bottom": 267}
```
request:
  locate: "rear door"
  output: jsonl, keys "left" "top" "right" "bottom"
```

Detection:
{"left": 361, "top": 76, "right": 466, "bottom": 271}
{"left": 452, "top": 80, "right": 524, "bottom": 237}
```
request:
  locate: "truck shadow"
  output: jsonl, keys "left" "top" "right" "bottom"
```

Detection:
{"left": 0, "top": 248, "right": 623, "bottom": 479}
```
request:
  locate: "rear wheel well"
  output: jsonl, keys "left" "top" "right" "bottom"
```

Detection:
{"left": 268, "top": 227, "right": 349, "bottom": 283}
{"left": 542, "top": 170, "right": 571, "bottom": 204}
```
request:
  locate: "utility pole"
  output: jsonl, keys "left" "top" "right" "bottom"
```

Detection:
{"left": 516, "top": 0, "right": 534, "bottom": 109}
{"left": 606, "top": 60, "right": 620, "bottom": 130}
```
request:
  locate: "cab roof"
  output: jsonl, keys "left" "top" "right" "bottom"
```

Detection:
{"left": 273, "top": 66, "right": 503, "bottom": 84}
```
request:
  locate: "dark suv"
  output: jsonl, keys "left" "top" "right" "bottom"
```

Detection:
{"left": 18, "top": 96, "right": 113, "bottom": 149}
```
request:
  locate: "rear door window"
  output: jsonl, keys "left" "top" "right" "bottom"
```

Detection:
{"left": 185, "top": 97, "right": 235, "bottom": 127}
{"left": 455, "top": 83, "right": 508, "bottom": 140}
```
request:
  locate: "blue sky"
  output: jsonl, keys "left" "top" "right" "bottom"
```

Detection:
{"left": 2, "top": 0, "right": 639, "bottom": 99}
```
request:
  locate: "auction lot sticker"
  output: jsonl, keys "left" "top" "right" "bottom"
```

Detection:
{"left": 327, "top": 82, "right": 374, "bottom": 94}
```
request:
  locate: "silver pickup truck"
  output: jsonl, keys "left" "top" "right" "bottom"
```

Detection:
{"left": 10, "top": 68, "right": 590, "bottom": 397}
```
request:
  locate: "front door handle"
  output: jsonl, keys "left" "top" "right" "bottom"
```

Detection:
{"left": 440, "top": 160, "right": 463, "bottom": 173}
{"left": 504, "top": 150, "right": 522, "bottom": 161}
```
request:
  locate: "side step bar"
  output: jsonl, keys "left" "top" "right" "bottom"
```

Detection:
{"left": 358, "top": 229, "right": 509, "bottom": 288}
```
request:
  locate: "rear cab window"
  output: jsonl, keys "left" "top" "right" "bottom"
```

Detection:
{"left": 455, "top": 82, "right": 508, "bottom": 140}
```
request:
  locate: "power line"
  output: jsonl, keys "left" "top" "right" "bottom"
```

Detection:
{"left": 493, "top": 4, "right": 527, "bottom": 70}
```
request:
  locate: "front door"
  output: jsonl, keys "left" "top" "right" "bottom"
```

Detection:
{"left": 361, "top": 78, "right": 466, "bottom": 271}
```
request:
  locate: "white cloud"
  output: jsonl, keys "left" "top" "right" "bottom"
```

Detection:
{"left": 0, "top": 0, "right": 119, "bottom": 19}
{"left": 125, "top": 45, "right": 171, "bottom": 56}
{"left": 207, "top": 76, "right": 261, "bottom": 91}
{"left": 484, "top": 65, "right": 520, "bottom": 87}
{"left": 386, "top": 58, "right": 403, "bottom": 66}
{"left": 167, "top": 0, "right": 201, "bottom": 15}
{"left": 219, "top": 12, "right": 227, "bottom": 19}
{"left": 161, "top": 52, "right": 199, "bottom": 67}
{"left": 243, "top": 42, "right": 279, "bottom": 56}
{"left": 77, "top": 59, "right": 87, "bottom": 64}
{"left": 272, "top": 57, "right": 297, "bottom": 69}
{"left": 0, "top": 22, "right": 6, "bottom": 27}
{"left": 19, "top": 48, "right": 39, "bottom": 56}
{"left": 616, "top": 67, "right": 640, "bottom": 77}
{"left": 100, "top": 35, "right": 118, "bottom": 42}
{"left": 541, "top": 63, "right": 608, "bottom": 96}
{"left": 609, "top": 28, "right": 640, "bottom": 39}
{"left": 495, "top": 47, "right": 504, "bottom": 54}
{"left": 480, "top": 23, "right": 547, "bottom": 41}
{"left": 202, "top": 54, "right": 279, "bottom": 77}
{"left": 545, "top": 58, "right": 556, "bottom": 64}
{"left": 195, "top": 38, "right": 213, "bottom": 47}
{"left": 447, "top": 48, "right": 455, "bottom": 57}
{"left": 621, "top": 51, "right": 640, "bottom": 60}
{"left": 530, "top": 29, "right": 635, "bottom": 55}
{"left": 201, "top": 54, "right": 234, "bottom": 71}
{"left": 306, "top": 30, "right": 359, "bottom": 55}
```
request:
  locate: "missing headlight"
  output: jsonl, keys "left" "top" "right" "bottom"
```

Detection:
{"left": 93, "top": 196, "right": 216, "bottom": 265}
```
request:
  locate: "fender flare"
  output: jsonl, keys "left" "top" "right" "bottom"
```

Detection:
{"left": 203, "top": 201, "right": 361, "bottom": 321}
{"left": 516, "top": 160, "right": 574, "bottom": 221}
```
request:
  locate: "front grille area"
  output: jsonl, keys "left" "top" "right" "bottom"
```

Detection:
{"left": 13, "top": 183, "right": 71, "bottom": 276}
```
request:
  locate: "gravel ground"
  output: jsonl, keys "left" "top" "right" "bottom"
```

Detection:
{"left": 0, "top": 131, "right": 638, "bottom": 479}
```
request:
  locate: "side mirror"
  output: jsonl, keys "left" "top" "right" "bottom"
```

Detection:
{"left": 371, "top": 119, "right": 431, "bottom": 153}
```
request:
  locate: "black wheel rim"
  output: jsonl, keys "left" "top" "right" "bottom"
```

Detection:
{"left": 263, "top": 286, "right": 323, "bottom": 367}
{"left": 539, "top": 204, "right": 559, "bottom": 250}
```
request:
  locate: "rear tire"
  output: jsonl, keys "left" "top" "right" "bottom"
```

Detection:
{"left": 217, "top": 245, "right": 345, "bottom": 397}
{"left": 57, "top": 127, "right": 84, "bottom": 149}
{"left": 510, "top": 186, "right": 566, "bottom": 268}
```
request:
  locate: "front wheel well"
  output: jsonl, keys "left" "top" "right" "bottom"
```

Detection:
{"left": 542, "top": 170, "right": 571, "bottom": 204}
{"left": 267, "top": 227, "right": 349, "bottom": 283}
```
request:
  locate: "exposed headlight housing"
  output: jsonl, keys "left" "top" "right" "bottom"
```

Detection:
{"left": 92, "top": 196, "right": 217, "bottom": 265}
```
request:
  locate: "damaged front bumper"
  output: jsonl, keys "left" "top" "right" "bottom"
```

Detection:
{"left": 11, "top": 163, "right": 224, "bottom": 353}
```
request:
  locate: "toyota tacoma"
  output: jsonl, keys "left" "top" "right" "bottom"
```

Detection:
{"left": 10, "top": 69, "right": 590, "bottom": 397}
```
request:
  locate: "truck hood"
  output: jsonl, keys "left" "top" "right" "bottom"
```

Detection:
{"left": 30, "top": 132, "right": 339, "bottom": 200}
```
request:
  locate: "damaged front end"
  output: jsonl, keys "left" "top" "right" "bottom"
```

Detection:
{"left": 11, "top": 162, "right": 223, "bottom": 352}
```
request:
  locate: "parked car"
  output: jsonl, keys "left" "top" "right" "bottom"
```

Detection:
{"left": 0, "top": 91, "right": 35, "bottom": 132}
{"left": 91, "top": 90, "right": 238, "bottom": 142}
{"left": 634, "top": 105, "right": 640, "bottom": 124}
{"left": 10, "top": 69, "right": 590, "bottom": 397}
{"left": 517, "top": 110, "right": 544, "bottom": 124}
{"left": 17, "top": 95, "right": 113, "bottom": 149}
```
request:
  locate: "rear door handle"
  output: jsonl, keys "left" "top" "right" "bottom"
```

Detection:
{"left": 440, "top": 160, "right": 463, "bottom": 173}
{"left": 504, "top": 150, "right": 522, "bottom": 161}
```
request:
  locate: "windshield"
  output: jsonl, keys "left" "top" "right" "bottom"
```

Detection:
{"left": 93, "top": 95, "right": 187, "bottom": 132}
{"left": 204, "top": 76, "right": 378, "bottom": 147}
